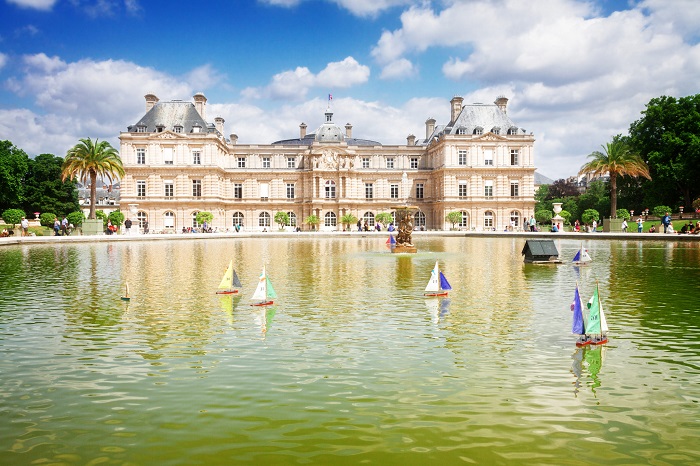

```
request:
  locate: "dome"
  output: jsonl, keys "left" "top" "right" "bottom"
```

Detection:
{"left": 314, "top": 110, "right": 344, "bottom": 143}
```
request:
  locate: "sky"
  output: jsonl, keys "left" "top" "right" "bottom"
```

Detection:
{"left": 1, "top": 0, "right": 699, "bottom": 180}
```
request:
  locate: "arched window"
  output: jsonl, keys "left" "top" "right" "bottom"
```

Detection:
{"left": 324, "top": 212, "right": 337, "bottom": 227}
{"left": 191, "top": 211, "right": 200, "bottom": 228}
{"left": 362, "top": 212, "right": 375, "bottom": 227}
{"left": 287, "top": 212, "right": 297, "bottom": 227}
{"left": 232, "top": 212, "right": 244, "bottom": 227}
{"left": 510, "top": 211, "right": 520, "bottom": 228}
{"left": 325, "top": 180, "right": 336, "bottom": 199}
{"left": 258, "top": 212, "right": 271, "bottom": 227}
{"left": 459, "top": 211, "right": 469, "bottom": 228}
{"left": 137, "top": 211, "right": 147, "bottom": 229}
{"left": 164, "top": 211, "right": 175, "bottom": 228}
{"left": 414, "top": 211, "right": 426, "bottom": 228}
{"left": 484, "top": 211, "right": 494, "bottom": 229}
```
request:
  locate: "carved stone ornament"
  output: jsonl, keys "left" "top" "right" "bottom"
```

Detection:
{"left": 155, "top": 132, "right": 177, "bottom": 139}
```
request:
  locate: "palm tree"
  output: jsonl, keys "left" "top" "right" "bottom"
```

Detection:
{"left": 578, "top": 137, "right": 651, "bottom": 215}
{"left": 61, "top": 138, "right": 125, "bottom": 220}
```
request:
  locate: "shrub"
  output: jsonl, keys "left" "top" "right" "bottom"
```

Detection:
{"left": 1, "top": 209, "right": 25, "bottom": 228}
{"left": 535, "top": 210, "right": 552, "bottom": 224}
{"left": 581, "top": 209, "right": 600, "bottom": 225}
{"left": 274, "top": 211, "right": 289, "bottom": 230}
{"left": 39, "top": 212, "right": 56, "bottom": 227}
{"left": 445, "top": 211, "right": 462, "bottom": 229}
{"left": 195, "top": 211, "right": 214, "bottom": 226}
{"left": 616, "top": 208, "right": 631, "bottom": 220}
{"left": 652, "top": 205, "right": 672, "bottom": 218}
{"left": 67, "top": 211, "right": 86, "bottom": 227}
{"left": 560, "top": 210, "right": 572, "bottom": 225}
{"left": 692, "top": 198, "right": 700, "bottom": 211}
{"left": 108, "top": 210, "right": 124, "bottom": 227}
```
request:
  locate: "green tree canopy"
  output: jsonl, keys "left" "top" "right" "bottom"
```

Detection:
{"left": 23, "top": 153, "right": 79, "bottom": 217}
{"left": 2, "top": 208, "right": 26, "bottom": 228}
{"left": 304, "top": 215, "right": 319, "bottom": 230}
{"left": 581, "top": 209, "right": 600, "bottom": 225}
{"left": 274, "top": 211, "right": 289, "bottom": 229}
{"left": 629, "top": 94, "right": 700, "bottom": 210}
{"left": 196, "top": 211, "right": 214, "bottom": 226}
{"left": 445, "top": 211, "right": 462, "bottom": 228}
{"left": 579, "top": 136, "right": 651, "bottom": 216}
{"left": 0, "top": 140, "right": 29, "bottom": 211}
{"left": 375, "top": 212, "right": 393, "bottom": 226}
{"left": 108, "top": 210, "right": 125, "bottom": 227}
{"left": 535, "top": 210, "right": 552, "bottom": 224}
{"left": 340, "top": 213, "right": 358, "bottom": 230}
{"left": 61, "top": 138, "right": 124, "bottom": 220}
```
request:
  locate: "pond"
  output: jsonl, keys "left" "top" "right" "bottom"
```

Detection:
{"left": 1, "top": 236, "right": 699, "bottom": 465}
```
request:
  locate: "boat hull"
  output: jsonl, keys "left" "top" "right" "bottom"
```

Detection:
{"left": 120, "top": 297, "right": 130, "bottom": 301}
{"left": 589, "top": 336, "right": 608, "bottom": 345}
{"left": 216, "top": 290, "right": 239, "bottom": 295}
{"left": 251, "top": 300, "right": 274, "bottom": 307}
{"left": 424, "top": 292, "right": 448, "bottom": 297}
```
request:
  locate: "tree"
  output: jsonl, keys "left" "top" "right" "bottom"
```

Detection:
{"left": 67, "top": 211, "right": 86, "bottom": 227}
{"left": 546, "top": 179, "right": 579, "bottom": 200}
{"left": 340, "top": 213, "right": 357, "bottom": 231}
{"left": 629, "top": 94, "right": 700, "bottom": 211}
{"left": 196, "top": 211, "right": 214, "bottom": 227}
{"left": 375, "top": 212, "right": 393, "bottom": 226}
{"left": 581, "top": 209, "right": 600, "bottom": 225}
{"left": 304, "top": 214, "right": 319, "bottom": 230}
{"left": 577, "top": 180, "right": 610, "bottom": 219}
{"left": 23, "top": 153, "right": 79, "bottom": 217}
{"left": 445, "top": 211, "right": 462, "bottom": 229}
{"left": 39, "top": 212, "right": 56, "bottom": 228}
{"left": 108, "top": 210, "right": 125, "bottom": 229}
{"left": 579, "top": 136, "right": 651, "bottom": 216}
{"left": 0, "top": 140, "right": 29, "bottom": 212}
{"left": 2, "top": 208, "right": 25, "bottom": 228}
{"left": 616, "top": 209, "right": 631, "bottom": 221}
{"left": 274, "top": 211, "right": 289, "bottom": 230}
{"left": 61, "top": 138, "right": 124, "bottom": 220}
{"left": 535, "top": 209, "right": 552, "bottom": 224}
{"left": 652, "top": 205, "right": 672, "bottom": 218}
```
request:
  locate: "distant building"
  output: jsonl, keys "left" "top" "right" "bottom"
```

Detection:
{"left": 119, "top": 93, "right": 536, "bottom": 232}
{"left": 78, "top": 182, "right": 120, "bottom": 218}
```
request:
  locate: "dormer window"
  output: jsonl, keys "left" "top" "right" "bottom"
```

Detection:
{"left": 192, "top": 124, "right": 201, "bottom": 133}
{"left": 491, "top": 127, "right": 500, "bottom": 135}
{"left": 156, "top": 125, "right": 165, "bottom": 133}
{"left": 136, "top": 125, "right": 147, "bottom": 133}
{"left": 474, "top": 127, "right": 483, "bottom": 135}
{"left": 174, "top": 125, "right": 183, "bottom": 133}
{"left": 508, "top": 127, "right": 519, "bottom": 135}
{"left": 457, "top": 127, "right": 467, "bottom": 135}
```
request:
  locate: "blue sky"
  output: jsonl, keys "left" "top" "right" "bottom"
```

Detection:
{"left": 1, "top": 0, "right": 699, "bottom": 180}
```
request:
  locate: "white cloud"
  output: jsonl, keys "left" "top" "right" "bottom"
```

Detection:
{"left": 6, "top": 0, "right": 56, "bottom": 10}
{"left": 258, "top": 0, "right": 416, "bottom": 17}
{"left": 0, "top": 53, "right": 7, "bottom": 70}
{"left": 380, "top": 58, "right": 416, "bottom": 80}
{"left": 245, "top": 57, "right": 370, "bottom": 101}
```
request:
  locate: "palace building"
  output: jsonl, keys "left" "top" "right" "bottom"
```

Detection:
{"left": 119, "top": 93, "right": 536, "bottom": 232}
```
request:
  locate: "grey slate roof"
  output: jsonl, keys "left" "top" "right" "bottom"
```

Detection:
{"left": 272, "top": 134, "right": 382, "bottom": 146}
{"left": 127, "top": 101, "right": 215, "bottom": 134}
{"left": 446, "top": 102, "right": 525, "bottom": 136}
{"left": 534, "top": 171, "right": 554, "bottom": 185}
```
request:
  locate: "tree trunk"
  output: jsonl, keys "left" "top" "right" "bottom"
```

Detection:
{"left": 610, "top": 173, "right": 618, "bottom": 216}
{"left": 89, "top": 171, "right": 97, "bottom": 219}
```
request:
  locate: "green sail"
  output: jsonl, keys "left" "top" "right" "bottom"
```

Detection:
{"left": 586, "top": 285, "right": 602, "bottom": 335}
{"left": 266, "top": 276, "right": 277, "bottom": 299}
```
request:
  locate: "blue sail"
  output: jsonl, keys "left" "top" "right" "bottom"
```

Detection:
{"left": 439, "top": 272, "right": 452, "bottom": 290}
{"left": 572, "top": 249, "right": 581, "bottom": 262}
{"left": 572, "top": 285, "right": 586, "bottom": 335}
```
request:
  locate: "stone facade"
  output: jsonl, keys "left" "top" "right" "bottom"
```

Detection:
{"left": 119, "top": 94, "right": 536, "bottom": 232}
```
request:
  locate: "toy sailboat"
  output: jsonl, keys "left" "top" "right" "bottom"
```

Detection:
{"left": 424, "top": 260, "right": 452, "bottom": 297}
{"left": 386, "top": 234, "right": 396, "bottom": 247}
{"left": 571, "top": 283, "right": 587, "bottom": 346}
{"left": 216, "top": 260, "right": 242, "bottom": 295}
{"left": 250, "top": 265, "right": 277, "bottom": 306}
{"left": 120, "top": 282, "right": 131, "bottom": 301}
{"left": 572, "top": 242, "right": 592, "bottom": 265}
{"left": 586, "top": 282, "right": 609, "bottom": 345}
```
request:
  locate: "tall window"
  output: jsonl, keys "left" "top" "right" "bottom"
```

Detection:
{"left": 510, "top": 181, "right": 519, "bottom": 197}
{"left": 192, "top": 180, "right": 202, "bottom": 197}
{"left": 484, "top": 180, "right": 493, "bottom": 198}
{"left": 191, "top": 211, "right": 201, "bottom": 228}
{"left": 287, "top": 212, "right": 297, "bottom": 227}
{"left": 164, "top": 180, "right": 173, "bottom": 198}
{"left": 137, "top": 211, "right": 147, "bottom": 229}
{"left": 287, "top": 157, "right": 295, "bottom": 168}
{"left": 386, "top": 157, "right": 394, "bottom": 169}
{"left": 363, "top": 212, "right": 375, "bottom": 227}
{"left": 163, "top": 147, "right": 173, "bottom": 165}
{"left": 484, "top": 149, "right": 493, "bottom": 166}
{"left": 365, "top": 183, "right": 373, "bottom": 199}
{"left": 325, "top": 180, "right": 336, "bottom": 199}
{"left": 362, "top": 157, "right": 370, "bottom": 169}
{"left": 416, "top": 183, "right": 424, "bottom": 199}
{"left": 262, "top": 157, "right": 271, "bottom": 168}
{"left": 286, "top": 183, "right": 295, "bottom": 199}
{"left": 136, "top": 180, "right": 146, "bottom": 198}
{"left": 136, "top": 148, "right": 145, "bottom": 165}
{"left": 234, "top": 183, "right": 243, "bottom": 199}
{"left": 192, "top": 151, "right": 201, "bottom": 165}
{"left": 164, "top": 211, "right": 175, "bottom": 228}
{"left": 458, "top": 181, "right": 468, "bottom": 198}
{"left": 458, "top": 150, "right": 467, "bottom": 166}
{"left": 259, "top": 183, "right": 269, "bottom": 200}
{"left": 390, "top": 184, "right": 399, "bottom": 199}
{"left": 410, "top": 157, "right": 419, "bottom": 169}
{"left": 258, "top": 212, "right": 271, "bottom": 227}
{"left": 324, "top": 212, "right": 337, "bottom": 227}
{"left": 232, "top": 212, "right": 244, "bottom": 227}
{"left": 510, "top": 211, "right": 520, "bottom": 227}
{"left": 460, "top": 211, "right": 469, "bottom": 228}
{"left": 414, "top": 211, "right": 425, "bottom": 228}
{"left": 510, "top": 149, "right": 519, "bottom": 166}
{"left": 484, "top": 211, "right": 494, "bottom": 229}
{"left": 237, "top": 157, "right": 246, "bottom": 168}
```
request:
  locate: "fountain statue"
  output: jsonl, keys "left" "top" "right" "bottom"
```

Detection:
{"left": 391, "top": 206, "right": 418, "bottom": 253}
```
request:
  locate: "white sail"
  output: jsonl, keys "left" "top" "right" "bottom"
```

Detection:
{"left": 424, "top": 261, "right": 440, "bottom": 293}
{"left": 600, "top": 297, "right": 609, "bottom": 334}
{"left": 251, "top": 266, "right": 268, "bottom": 301}
{"left": 218, "top": 260, "right": 233, "bottom": 290}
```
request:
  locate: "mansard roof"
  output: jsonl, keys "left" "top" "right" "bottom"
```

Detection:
{"left": 446, "top": 102, "right": 526, "bottom": 136}
{"left": 272, "top": 135, "right": 382, "bottom": 147}
{"left": 127, "top": 101, "right": 215, "bottom": 134}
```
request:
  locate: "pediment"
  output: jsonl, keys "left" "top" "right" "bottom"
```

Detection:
{"left": 153, "top": 131, "right": 186, "bottom": 140}
{"left": 475, "top": 132, "right": 508, "bottom": 142}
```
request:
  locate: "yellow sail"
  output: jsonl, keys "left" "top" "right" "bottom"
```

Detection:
{"left": 218, "top": 260, "right": 233, "bottom": 290}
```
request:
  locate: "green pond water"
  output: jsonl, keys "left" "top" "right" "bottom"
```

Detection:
{"left": 0, "top": 237, "right": 699, "bottom": 465}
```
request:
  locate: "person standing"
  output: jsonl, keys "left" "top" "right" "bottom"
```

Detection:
{"left": 61, "top": 216, "right": 68, "bottom": 236}
{"left": 637, "top": 217, "right": 643, "bottom": 233}
{"left": 621, "top": 219, "right": 628, "bottom": 233}
{"left": 143, "top": 220, "right": 149, "bottom": 234}
{"left": 662, "top": 212, "right": 671, "bottom": 233}
{"left": 124, "top": 218, "right": 132, "bottom": 235}
{"left": 53, "top": 217, "right": 60, "bottom": 236}
{"left": 592, "top": 219, "right": 597, "bottom": 232}
{"left": 529, "top": 215, "right": 536, "bottom": 232}
{"left": 20, "top": 217, "right": 29, "bottom": 236}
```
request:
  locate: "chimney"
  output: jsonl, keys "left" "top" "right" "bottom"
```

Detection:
{"left": 425, "top": 118, "right": 436, "bottom": 140}
{"left": 214, "top": 117, "right": 224, "bottom": 135}
{"left": 193, "top": 92, "right": 207, "bottom": 120}
{"left": 230, "top": 134, "right": 238, "bottom": 145}
{"left": 407, "top": 134, "right": 416, "bottom": 146}
{"left": 145, "top": 93, "right": 159, "bottom": 112}
{"left": 495, "top": 96, "right": 508, "bottom": 114}
{"left": 345, "top": 123, "right": 353, "bottom": 138}
{"left": 450, "top": 96, "right": 464, "bottom": 123}
{"left": 300, "top": 123, "right": 307, "bottom": 139}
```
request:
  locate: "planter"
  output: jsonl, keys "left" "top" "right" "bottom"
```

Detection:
{"left": 82, "top": 219, "right": 104, "bottom": 236}
{"left": 604, "top": 217, "right": 623, "bottom": 233}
